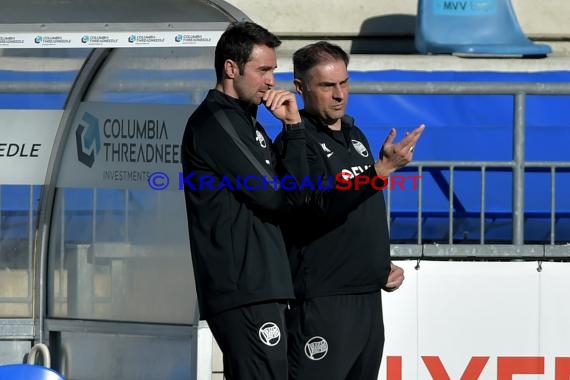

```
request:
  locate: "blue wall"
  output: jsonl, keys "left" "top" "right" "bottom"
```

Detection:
{"left": 3, "top": 69, "right": 569, "bottom": 243}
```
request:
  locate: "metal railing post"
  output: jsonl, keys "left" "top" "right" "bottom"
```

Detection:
{"left": 513, "top": 93, "right": 526, "bottom": 245}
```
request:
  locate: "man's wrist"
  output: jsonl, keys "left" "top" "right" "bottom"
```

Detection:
{"left": 374, "top": 160, "right": 393, "bottom": 177}
{"left": 283, "top": 121, "right": 304, "bottom": 131}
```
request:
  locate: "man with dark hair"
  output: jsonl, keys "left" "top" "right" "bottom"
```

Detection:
{"left": 181, "top": 21, "right": 308, "bottom": 379}
{"left": 278, "top": 41, "right": 425, "bottom": 379}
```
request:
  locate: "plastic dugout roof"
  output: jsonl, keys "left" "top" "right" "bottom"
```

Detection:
{"left": 0, "top": 0, "right": 249, "bottom": 105}
{"left": 0, "top": 0, "right": 248, "bottom": 185}
{"left": 0, "top": 0, "right": 247, "bottom": 26}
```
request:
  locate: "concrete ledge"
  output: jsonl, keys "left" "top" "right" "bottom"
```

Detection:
{"left": 276, "top": 43, "right": 570, "bottom": 73}
{"left": 225, "top": 0, "right": 570, "bottom": 38}
{"left": 391, "top": 244, "right": 570, "bottom": 259}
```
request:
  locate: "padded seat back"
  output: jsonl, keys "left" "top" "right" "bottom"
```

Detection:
{"left": 415, "top": 0, "right": 552, "bottom": 57}
{"left": 0, "top": 364, "right": 65, "bottom": 380}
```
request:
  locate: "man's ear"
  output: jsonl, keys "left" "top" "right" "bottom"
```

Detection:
{"left": 224, "top": 59, "right": 239, "bottom": 79}
{"left": 293, "top": 78, "right": 304, "bottom": 95}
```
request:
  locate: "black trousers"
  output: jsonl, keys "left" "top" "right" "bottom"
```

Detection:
{"left": 207, "top": 301, "right": 288, "bottom": 380}
{"left": 287, "top": 292, "right": 385, "bottom": 380}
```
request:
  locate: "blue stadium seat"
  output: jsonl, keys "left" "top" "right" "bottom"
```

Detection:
{"left": 0, "top": 364, "right": 64, "bottom": 380}
{"left": 415, "top": 0, "right": 552, "bottom": 57}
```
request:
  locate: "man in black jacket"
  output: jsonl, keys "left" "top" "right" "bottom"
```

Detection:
{"left": 279, "top": 42, "right": 425, "bottom": 379}
{"left": 181, "top": 22, "right": 308, "bottom": 379}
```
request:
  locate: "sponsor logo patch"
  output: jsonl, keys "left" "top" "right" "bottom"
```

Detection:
{"left": 351, "top": 139, "right": 369, "bottom": 157}
{"left": 304, "top": 336, "right": 328, "bottom": 360}
{"left": 259, "top": 322, "right": 281, "bottom": 346}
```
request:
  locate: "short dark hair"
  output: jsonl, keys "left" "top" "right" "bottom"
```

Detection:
{"left": 293, "top": 41, "right": 350, "bottom": 81}
{"left": 214, "top": 21, "right": 281, "bottom": 83}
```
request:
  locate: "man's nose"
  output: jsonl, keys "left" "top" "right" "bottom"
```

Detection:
{"left": 333, "top": 84, "right": 344, "bottom": 99}
{"left": 265, "top": 72, "right": 275, "bottom": 87}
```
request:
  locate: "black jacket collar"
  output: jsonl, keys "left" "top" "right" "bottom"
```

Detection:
{"left": 300, "top": 109, "right": 355, "bottom": 147}
{"left": 208, "top": 89, "right": 258, "bottom": 122}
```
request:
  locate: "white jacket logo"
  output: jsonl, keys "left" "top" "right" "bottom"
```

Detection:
{"left": 259, "top": 322, "right": 281, "bottom": 346}
{"left": 339, "top": 164, "right": 372, "bottom": 179}
{"left": 320, "top": 142, "right": 334, "bottom": 158}
{"left": 352, "top": 139, "right": 369, "bottom": 157}
{"left": 304, "top": 336, "right": 328, "bottom": 360}
{"left": 256, "top": 130, "right": 267, "bottom": 148}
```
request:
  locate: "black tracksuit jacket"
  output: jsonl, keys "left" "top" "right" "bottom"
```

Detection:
{"left": 181, "top": 89, "right": 309, "bottom": 319}
{"left": 277, "top": 110, "right": 392, "bottom": 300}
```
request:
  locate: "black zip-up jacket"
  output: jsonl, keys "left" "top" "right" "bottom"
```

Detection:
{"left": 181, "top": 90, "right": 309, "bottom": 319}
{"left": 277, "top": 110, "right": 392, "bottom": 300}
